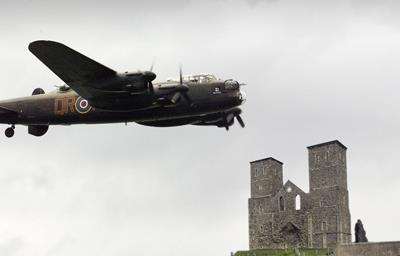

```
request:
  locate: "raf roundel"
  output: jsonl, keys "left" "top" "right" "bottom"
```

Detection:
{"left": 75, "top": 97, "right": 92, "bottom": 114}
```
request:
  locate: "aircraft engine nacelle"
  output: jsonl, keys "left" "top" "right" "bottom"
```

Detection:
{"left": 194, "top": 113, "right": 234, "bottom": 127}
{"left": 212, "top": 114, "right": 235, "bottom": 129}
{"left": 28, "top": 125, "right": 49, "bottom": 137}
{"left": 193, "top": 108, "right": 244, "bottom": 130}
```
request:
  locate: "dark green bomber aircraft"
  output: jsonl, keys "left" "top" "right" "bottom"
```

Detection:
{"left": 0, "top": 41, "right": 246, "bottom": 138}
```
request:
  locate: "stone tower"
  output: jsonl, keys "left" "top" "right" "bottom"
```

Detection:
{"left": 248, "top": 140, "right": 352, "bottom": 250}
{"left": 308, "top": 141, "right": 352, "bottom": 247}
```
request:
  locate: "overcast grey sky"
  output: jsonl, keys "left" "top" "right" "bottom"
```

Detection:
{"left": 0, "top": 0, "right": 400, "bottom": 255}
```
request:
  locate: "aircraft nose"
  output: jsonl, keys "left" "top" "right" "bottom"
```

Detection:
{"left": 224, "top": 79, "right": 240, "bottom": 90}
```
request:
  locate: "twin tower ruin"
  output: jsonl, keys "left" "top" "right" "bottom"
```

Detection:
{"left": 248, "top": 140, "right": 352, "bottom": 249}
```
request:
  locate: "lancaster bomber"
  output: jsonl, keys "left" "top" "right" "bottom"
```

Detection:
{"left": 0, "top": 41, "right": 246, "bottom": 137}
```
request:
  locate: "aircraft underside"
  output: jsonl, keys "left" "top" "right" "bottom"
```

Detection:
{"left": 0, "top": 97, "right": 243, "bottom": 137}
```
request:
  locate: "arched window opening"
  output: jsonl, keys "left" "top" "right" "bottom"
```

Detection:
{"left": 279, "top": 196, "right": 285, "bottom": 211}
{"left": 295, "top": 195, "right": 301, "bottom": 210}
{"left": 321, "top": 221, "right": 327, "bottom": 231}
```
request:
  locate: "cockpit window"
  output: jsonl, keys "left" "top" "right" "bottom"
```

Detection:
{"left": 58, "top": 85, "right": 71, "bottom": 92}
{"left": 193, "top": 74, "right": 218, "bottom": 83}
{"left": 224, "top": 79, "right": 239, "bottom": 90}
{"left": 166, "top": 74, "right": 219, "bottom": 84}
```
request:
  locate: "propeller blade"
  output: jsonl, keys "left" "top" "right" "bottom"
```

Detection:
{"left": 148, "top": 81, "right": 154, "bottom": 93}
{"left": 150, "top": 58, "right": 156, "bottom": 72}
{"left": 226, "top": 113, "right": 235, "bottom": 125}
{"left": 177, "top": 66, "right": 193, "bottom": 106}
{"left": 179, "top": 65, "right": 183, "bottom": 85}
{"left": 142, "top": 70, "right": 156, "bottom": 94}
{"left": 236, "top": 114, "right": 245, "bottom": 128}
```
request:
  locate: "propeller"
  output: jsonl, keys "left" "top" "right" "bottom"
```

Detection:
{"left": 235, "top": 114, "right": 245, "bottom": 128}
{"left": 146, "top": 75, "right": 155, "bottom": 94}
{"left": 150, "top": 58, "right": 156, "bottom": 72}
{"left": 142, "top": 61, "right": 157, "bottom": 94}
{"left": 179, "top": 64, "right": 183, "bottom": 85}
{"left": 223, "top": 112, "right": 245, "bottom": 131}
{"left": 155, "top": 65, "right": 193, "bottom": 106}
{"left": 173, "top": 65, "right": 193, "bottom": 106}
{"left": 224, "top": 113, "right": 235, "bottom": 131}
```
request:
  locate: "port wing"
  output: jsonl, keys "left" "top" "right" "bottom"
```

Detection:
{"left": 28, "top": 40, "right": 117, "bottom": 99}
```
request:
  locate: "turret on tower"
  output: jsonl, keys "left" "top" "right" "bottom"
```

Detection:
{"left": 250, "top": 157, "right": 283, "bottom": 198}
{"left": 308, "top": 140, "right": 348, "bottom": 192}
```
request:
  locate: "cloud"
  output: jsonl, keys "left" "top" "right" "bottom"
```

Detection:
{"left": 246, "top": 0, "right": 279, "bottom": 7}
{"left": 0, "top": 237, "right": 24, "bottom": 256}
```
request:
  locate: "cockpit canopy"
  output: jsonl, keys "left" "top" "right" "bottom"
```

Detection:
{"left": 166, "top": 74, "right": 219, "bottom": 83}
{"left": 57, "top": 84, "right": 71, "bottom": 92}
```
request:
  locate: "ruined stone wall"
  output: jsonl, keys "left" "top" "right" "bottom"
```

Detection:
{"left": 248, "top": 141, "right": 352, "bottom": 250}
{"left": 249, "top": 196, "right": 274, "bottom": 249}
{"left": 249, "top": 180, "right": 312, "bottom": 249}
{"left": 336, "top": 242, "right": 400, "bottom": 256}
{"left": 310, "top": 205, "right": 340, "bottom": 248}
{"left": 249, "top": 204, "right": 310, "bottom": 249}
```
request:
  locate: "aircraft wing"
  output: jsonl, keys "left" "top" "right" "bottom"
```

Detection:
{"left": 28, "top": 40, "right": 117, "bottom": 98}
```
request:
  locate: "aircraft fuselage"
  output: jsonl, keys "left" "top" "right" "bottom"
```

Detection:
{"left": 0, "top": 81, "right": 244, "bottom": 126}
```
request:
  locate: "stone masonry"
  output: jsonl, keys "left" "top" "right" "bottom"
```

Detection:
{"left": 248, "top": 140, "right": 352, "bottom": 249}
